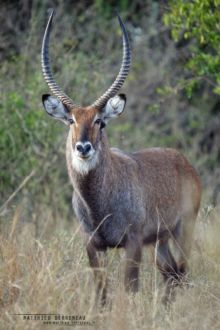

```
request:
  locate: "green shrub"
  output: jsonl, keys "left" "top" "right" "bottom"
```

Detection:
{"left": 164, "top": 0, "right": 220, "bottom": 96}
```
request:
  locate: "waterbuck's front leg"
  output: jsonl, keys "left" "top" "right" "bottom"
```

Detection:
{"left": 124, "top": 233, "right": 142, "bottom": 292}
{"left": 86, "top": 240, "right": 107, "bottom": 305}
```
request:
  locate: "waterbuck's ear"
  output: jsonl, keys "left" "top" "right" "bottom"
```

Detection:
{"left": 42, "top": 94, "right": 72, "bottom": 125}
{"left": 102, "top": 94, "right": 126, "bottom": 122}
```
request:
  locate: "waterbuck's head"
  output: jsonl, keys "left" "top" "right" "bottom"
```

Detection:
{"left": 41, "top": 11, "right": 131, "bottom": 170}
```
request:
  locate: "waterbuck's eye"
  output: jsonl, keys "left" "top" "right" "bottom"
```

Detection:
{"left": 69, "top": 118, "right": 75, "bottom": 125}
{"left": 100, "top": 122, "right": 106, "bottom": 129}
{"left": 95, "top": 118, "right": 101, "bottom": 125}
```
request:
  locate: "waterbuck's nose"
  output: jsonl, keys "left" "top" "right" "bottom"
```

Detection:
{"left": 75, "top": 142, "right": 92, "bottom": 157}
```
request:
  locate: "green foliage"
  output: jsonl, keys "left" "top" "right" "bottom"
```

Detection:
{"left": 0, "top": 58, "right": 63, "bottom": 200}
{"left": 94, "top": 0, "right": 129, "bottom": 17}
{"left": 164, "top": 0, "right": 220, "bottom": 95}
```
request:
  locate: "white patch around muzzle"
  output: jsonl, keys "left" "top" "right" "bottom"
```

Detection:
{"left": 71, "top": 144, "right": 99, "bottom": 175}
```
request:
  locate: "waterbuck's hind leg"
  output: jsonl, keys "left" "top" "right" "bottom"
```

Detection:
{"left": 124, "top": 233, "right": 142, "bottom": 293}
{"left": 86, "top": 241, "right": 107, "bottom": 306}
{"left": 172, "top": 211, "right": 198, "bottom": 283}
{"left": 155, "top": 239, "right": 180, "bottom": 304}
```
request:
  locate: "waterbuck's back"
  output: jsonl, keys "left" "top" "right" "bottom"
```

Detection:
{"left": 111, "top": 147, "right": 201, "bottom": 241}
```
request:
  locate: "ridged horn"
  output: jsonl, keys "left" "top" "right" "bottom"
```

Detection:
{"left": 41, "top": 10, "right": 75, "bottom": 108}
{"left": 91, "top": 13, "right": 131, "bottom": 109}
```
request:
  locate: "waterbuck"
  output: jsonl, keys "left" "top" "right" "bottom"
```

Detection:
{"left": 41, "top": 11, "right": 201, "bottom": 303}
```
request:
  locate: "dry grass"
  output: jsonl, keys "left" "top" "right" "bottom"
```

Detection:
{"left": 0, "top": 204, "right": 220, "bottom": 330}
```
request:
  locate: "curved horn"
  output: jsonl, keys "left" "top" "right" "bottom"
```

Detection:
{"left": 41, "top": 10, "right": 75, "bottom": 108}
{"left": 91, "top": 14, "right": 131, "bottom": 109}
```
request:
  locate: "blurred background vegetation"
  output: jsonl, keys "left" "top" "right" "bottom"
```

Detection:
{"left": 0, "top": 0, "right": 220, "bottom": 231}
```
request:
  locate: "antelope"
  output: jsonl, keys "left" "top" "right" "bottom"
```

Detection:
{"left": 41, "top": 11, "right": 201, "bottom": 303}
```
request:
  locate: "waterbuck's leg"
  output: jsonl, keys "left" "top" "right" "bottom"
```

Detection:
{"left": 86, "top": 241, "right": 107, "bottom": 305}
{"left": 172, "top": 212, "right": 197, "bottom": 279}
{"left": 124, "top": 235, "right": 142, "bottom": 292}
{"left": 155, "top": 239, "right": 179, "bottom": 303}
